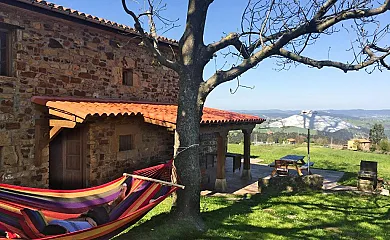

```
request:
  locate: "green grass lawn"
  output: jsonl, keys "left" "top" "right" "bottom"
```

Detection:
{"left": 113, "top": 145, "right": 390, "bottom": 239}
{"left": 115, "top": 191, "right": 390, "bottom": 240}
{"left": 228, "top": 144, "right": 390, "bottom": 185}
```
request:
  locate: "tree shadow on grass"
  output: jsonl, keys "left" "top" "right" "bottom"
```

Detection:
{"left": 114, "top": 191, "right": 390, "bottom": 240}
{"left": 338, "top": 171, "right": 358, "bottom": 185}
{"left": 319, "top": 160, "right": 355, "bottom": 172}
{"left": 201, "top": 191, "right": 390, "bottom": 239}
{"left": 317, "top": 160, "right": 359, "bottom": 186}
{"left": 113, "top": 211, "right": 205, "bottom": 240}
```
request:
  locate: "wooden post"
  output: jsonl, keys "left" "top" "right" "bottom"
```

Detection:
{"left": 34, "top": 118, "right": 49, "bottom": 166}
{"left": 50, "top": 126, "right": 63, "bottom": 140}
{"left": 241, "top": 128, "right": 253, "bottom": 180}
{"left": 215, "top": 131, "right": 227, "bottom": 192}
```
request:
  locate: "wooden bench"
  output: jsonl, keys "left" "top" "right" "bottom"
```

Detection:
{"left": 299, "top": 162, "right": 314, "bottom": 170}
{"left": 274, "top": 160, "right": 289, "bottom": 176}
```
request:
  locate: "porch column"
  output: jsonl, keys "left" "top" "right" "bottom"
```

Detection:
{"left": 215, "top": 131, "right": 227, "bottom": 192}
{"left": 241, "top": 128, "right": 253, "bottom": 180}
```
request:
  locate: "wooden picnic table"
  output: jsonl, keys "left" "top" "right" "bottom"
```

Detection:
{"left": 270, "top": 155, "right": 313, "bottom": 177}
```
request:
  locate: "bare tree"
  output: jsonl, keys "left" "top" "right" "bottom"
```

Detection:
{"left": 122, "top": 0, "right": 390, "bottom": 229}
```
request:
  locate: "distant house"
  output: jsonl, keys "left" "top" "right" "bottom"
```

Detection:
{"left": 287, "top": 138, "right": 296, "bottom": 144}
{"left": 348, "top": 139, "right": 371, "bottom": 151}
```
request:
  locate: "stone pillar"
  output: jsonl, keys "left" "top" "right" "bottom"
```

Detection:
{"left": 241, "top": 128, "right": 253, "bottom": 180}
{"left": 215, "top": 131, "right": 227, "bottom": 192}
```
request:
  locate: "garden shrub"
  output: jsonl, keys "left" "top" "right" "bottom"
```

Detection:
{"left": 379, "top": 139, "right": 390, "bottom": 153}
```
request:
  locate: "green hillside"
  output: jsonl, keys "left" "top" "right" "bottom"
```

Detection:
{"left": 228, "top": 144, "right": 390, "bottom": 185}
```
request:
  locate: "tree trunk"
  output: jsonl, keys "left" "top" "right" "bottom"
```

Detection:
{"left": 173, "top": 71, "right": 204, "bottom": 230}
{"left": 170, "top": 0, "right": 211, "bottom": 231}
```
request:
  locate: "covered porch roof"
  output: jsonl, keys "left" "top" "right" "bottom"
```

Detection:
{"left": 32, "top": 96, "right": 265, "bottom": 131}
{"left": 32, "top": 96, "right": 264, "bottom": 192}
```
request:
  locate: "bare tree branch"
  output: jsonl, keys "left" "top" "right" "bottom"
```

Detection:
{"left": 313, "top": 0, "right": 338, "bottom": 20}
{"left": 200, "top": 45, "right": 276, "bottom": 100}
{"left": 316, "top": 0, "right": 390, "bottom": 32}
{"left": 380, "top": 58, "right": 390, "bottom": 70}
{"left": 206, "top": 33, "right": 250, "bottom": 59}
{"left": 259, "top": 0, "right": 276, "bottom": 47}
{"left": 277, "top": 46, "right": 390, "bottom": 72}
{"left": 267, "top": 0, "right": 389, "bottom": 53}
{"left": 246, "top": 31, "right": 287, "bottom": 53}
{"left": 206, "top": 30, "right": 288, "bottom": 60}
{"left": 122, "top": 0, "right": 181, "bottom": 72}
{"left": 201, "top": 0, "right": 390, "bottom": 99}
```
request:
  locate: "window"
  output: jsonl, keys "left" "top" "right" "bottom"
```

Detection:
{"left": 0, "top": 22, "right": 19, "bottom": 77}
{"left": 0, "top": 30, "right": 8, "bottom": 76}
{"left": 119, "top": 135, "right": 134, "bottom": 151}
{"left": 122, "top": 68, "right": 133, "bottom": 86}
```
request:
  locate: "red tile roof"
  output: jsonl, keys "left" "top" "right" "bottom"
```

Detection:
{"left": 10, "top": 0, "right": 178, "bottom": 46}
{"left": 32, "top": 96, "right": 265, "bottom": 129}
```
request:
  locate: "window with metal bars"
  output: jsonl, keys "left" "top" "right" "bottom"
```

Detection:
{"left": 119, "top": 135, "right": 134, "bottom": 151}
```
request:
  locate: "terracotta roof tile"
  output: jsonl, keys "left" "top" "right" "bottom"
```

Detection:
{"left": 12, "top": 0, "right": 178, "bottom": 46}
{"left": 31, "top": 96, "right": 265, "bottom": 129}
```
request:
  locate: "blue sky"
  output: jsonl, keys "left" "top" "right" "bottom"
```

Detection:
{"left": 51, "top": 0, "right": 390, "bottom": 110}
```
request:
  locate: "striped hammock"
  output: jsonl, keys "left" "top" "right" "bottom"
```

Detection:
{"left": 0, "top": 160, "right": 182, "bottom": 239}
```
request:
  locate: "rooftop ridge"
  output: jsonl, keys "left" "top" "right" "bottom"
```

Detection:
{"left": 11, "top": 0, "right": 179, "bottom": 45}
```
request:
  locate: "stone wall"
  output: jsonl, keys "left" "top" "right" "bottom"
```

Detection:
{"left": 199, "top": 133, "right": 217, "bottom": 167}
{"left": 258, "top": 175, "right": 324, "bottom": 193}
{"left": 86, "top": 116, "right": 174, "bottom": 186}
{"left": 0, "top": 76, "right": 47, "bottom": 186}
{"left": 0, "top": 3, "right": 179, "bottom": 187}
{"left": 0, "top": 4, "right": 179, "bottom": 101}
{"left": 199, "top": 133, "right": 217, "bottom": 187}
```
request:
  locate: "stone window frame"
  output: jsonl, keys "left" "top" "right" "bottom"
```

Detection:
{"left": 114, "top": 122, "right": 141, "bottom": 161}
{"left": 0, "top": 22, "right": 23, "bottom": 77}
{"left": 122, "top": 68, "right": 134, "bottom": 86}
{"left": 119, "top": 134, "right": 134, "bottom": 152}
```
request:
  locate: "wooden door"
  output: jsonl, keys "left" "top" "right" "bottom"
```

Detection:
{"left": 49, "top": 127, "right": 86, "bottom": 190}
{"left": 62, "top": 128, "right": 84, "bottom": 189}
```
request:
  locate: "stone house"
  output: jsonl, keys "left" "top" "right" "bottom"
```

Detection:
{"left": 286, "top": 138, "right": 296, "bottom": 144}
{"left": 0, "top": 0, "right": 264, "bottom": 191}
{"left": 347, "top": 139, "right": 371, "bottom": 151}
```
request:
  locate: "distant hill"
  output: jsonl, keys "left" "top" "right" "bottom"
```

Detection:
{"left": 234, "top": 109, "right": 390, "bottom": 139}
{"left": 324, "top": 109, "right": 390, "bottom": 118}
{"left": 235, "top": 109, "right": 390, "bottom": 120}
{"left": 268, "top": 114, "right": 358, "bottom": 132}
{"left": 236, "top": 109, "right": 298, "bottom": 119}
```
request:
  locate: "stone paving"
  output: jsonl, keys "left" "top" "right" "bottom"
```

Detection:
{"left": 201, "top": 157, "right": 353, "bottom": 196}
